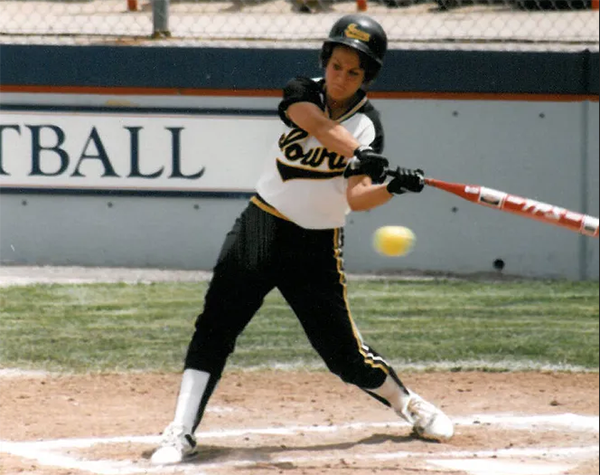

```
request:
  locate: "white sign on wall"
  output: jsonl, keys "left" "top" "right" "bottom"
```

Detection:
{"left": 0, "top": 109, "right": 280, "bottom": 194}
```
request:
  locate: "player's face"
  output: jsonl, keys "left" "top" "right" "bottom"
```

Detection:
{"left": 325, "top": 46, "right": 366, "bottom": 103}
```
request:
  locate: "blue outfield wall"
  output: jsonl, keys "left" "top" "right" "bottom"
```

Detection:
{"left": 0, "top": 45, "right": 598, "bottom": 279}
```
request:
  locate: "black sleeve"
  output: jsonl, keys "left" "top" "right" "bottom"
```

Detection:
{"left": 370, "top": 128, "right": 384, "bottom": 155}
{"left": 278, "top": 77, "right": 324, "bottom": 128}
{"left": 362, "top": 103, "right": 385, "bottom": 154}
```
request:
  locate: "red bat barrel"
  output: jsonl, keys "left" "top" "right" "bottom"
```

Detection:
{"left": 425, "top": 178, "right": 599, "bottom": 238}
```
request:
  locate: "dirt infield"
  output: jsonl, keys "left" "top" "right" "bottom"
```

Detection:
{"left": 1, "top": 371, "right": 598, "bottom": 475}
{"left": 1, "top": 268, "right": 598, "bottom": 474}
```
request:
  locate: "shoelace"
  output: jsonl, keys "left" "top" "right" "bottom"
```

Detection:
{"left": 407, "top": 398, "right": 437, "bottom": 426}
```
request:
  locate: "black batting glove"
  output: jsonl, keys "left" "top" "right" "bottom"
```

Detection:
{"left": 344, "top": 146, "right": 389, "bottom": 183}
{"left": 386, "top": 167, "right": 425, "bottom": 195}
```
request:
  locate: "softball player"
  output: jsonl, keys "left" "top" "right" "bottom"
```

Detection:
{"left": 151, "top": 15, "right": 454, "bottom": 466}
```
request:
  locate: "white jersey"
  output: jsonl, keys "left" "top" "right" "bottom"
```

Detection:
{"left": 256, "top": 77, "right": 385, "bottom": 230}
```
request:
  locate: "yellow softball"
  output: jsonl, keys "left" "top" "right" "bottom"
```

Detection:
{"left": 373, "top": 226, "right": 416, "bottom": 257}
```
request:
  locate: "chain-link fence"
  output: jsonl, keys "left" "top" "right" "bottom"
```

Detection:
{"left": 0, "top": 0, "right": 598, "bottom": 50}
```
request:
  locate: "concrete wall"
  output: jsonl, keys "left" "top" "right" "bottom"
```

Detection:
{"left": 347, "top": 99, "right": 599, "bottom": 280}
{"left": 1, "top": 93, "right": 597, "bottom": 279}
{"left": 1, "top": 46, "right": 598, "bottom": 279}
{"left": 584, "top": 102, "right": 600, "bottom": 280}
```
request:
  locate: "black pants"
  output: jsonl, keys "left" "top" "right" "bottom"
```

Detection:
{"left": 184, "top": 198, "right": 396, "bottom": 429}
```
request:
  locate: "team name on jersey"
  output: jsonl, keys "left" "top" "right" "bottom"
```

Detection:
{"left": 277, "top": 128, "right": 347, "bottom": 181}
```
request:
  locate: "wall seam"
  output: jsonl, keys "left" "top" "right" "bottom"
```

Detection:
{"left": 579, "top": 50, "right": 591, "bottom": 281}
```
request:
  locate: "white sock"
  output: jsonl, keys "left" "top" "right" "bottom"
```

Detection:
{"left": 370, "top": 375, "right": 414, "bottom": 422}
{"left": 172, "top": 369, "right": 211, "bottom": 434}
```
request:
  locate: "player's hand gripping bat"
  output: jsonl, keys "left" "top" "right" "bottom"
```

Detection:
{"left": 386, "top": 170, "right": 599, "bottom": 238}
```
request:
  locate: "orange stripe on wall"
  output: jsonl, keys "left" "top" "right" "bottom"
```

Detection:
{"left": 0, "top": 85, "right": 598, "bottom": 102}
{"left": 0, "top": 85, "right": 282, "bottom": 97}
{"left": 368, "top": 91, "right": 600, "bottom": 102}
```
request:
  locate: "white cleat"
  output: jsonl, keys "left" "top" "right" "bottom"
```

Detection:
{"left": 401, "top": 393, "right": 454, "bottom": 442}
{"left": 150, "top": 423, "right": 198, "bottom": 465}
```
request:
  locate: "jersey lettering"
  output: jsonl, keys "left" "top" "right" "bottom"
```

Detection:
{"left": 277, "top": 160, "right": 344, "bottom": 181}
{"left": 278, "top": 128, "right": 347, "bottom": 178}
{"left": 278, "top": 129, "right": 308, "bottom": 150}
{"left": 301, "top": 148, "right": 325, "bottom": 167}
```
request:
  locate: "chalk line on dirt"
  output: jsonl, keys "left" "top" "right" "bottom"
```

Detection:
{"left": 0, "top": 368, "right": 52, "bottom": 378}
{"left": 427, "top": 459, "right": 575, "bottom": 475}
{"left": 1, "top": 414, "right": 598, "bottom": 475}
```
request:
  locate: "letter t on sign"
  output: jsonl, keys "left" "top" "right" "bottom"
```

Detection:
{"left": 0, "top": 125, "right": 21, "bottom": 175}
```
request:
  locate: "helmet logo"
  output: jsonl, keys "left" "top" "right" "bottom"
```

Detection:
{"left": 344, "top": 23, "right": 371, "bottom": 43}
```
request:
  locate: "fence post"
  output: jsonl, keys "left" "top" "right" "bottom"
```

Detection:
{"left": 152, "top": 0, "right": 171, "bottom": 38}
{"left": 127, "top": 0, "right": 138, "bottom": 11}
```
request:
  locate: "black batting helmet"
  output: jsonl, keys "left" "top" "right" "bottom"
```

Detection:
{"left": 321, "top": 15, "right": 388, "bottom": 83}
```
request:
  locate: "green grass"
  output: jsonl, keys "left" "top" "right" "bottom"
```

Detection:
{"left": 0, "top": 279, "right": 598, "bottom": 373}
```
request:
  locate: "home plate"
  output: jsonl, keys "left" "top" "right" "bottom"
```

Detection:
{"left": 428, "top": 459, "right": 573, "bottom": 475}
